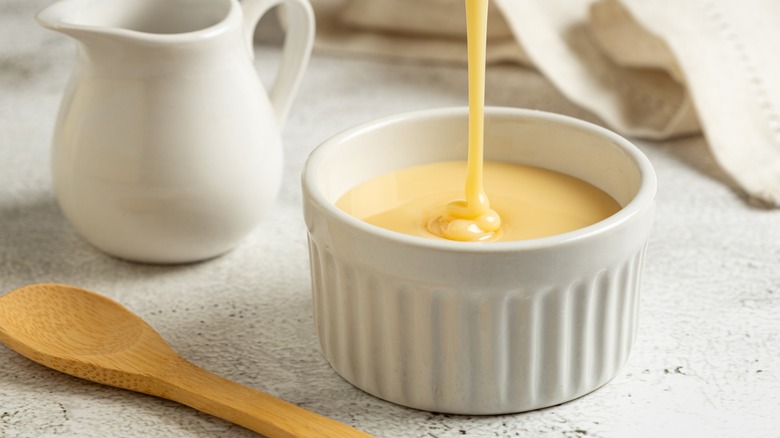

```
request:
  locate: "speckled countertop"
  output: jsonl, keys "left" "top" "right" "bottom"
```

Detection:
{"left": 1, "top": 1, "right": 779, "bottom": 437}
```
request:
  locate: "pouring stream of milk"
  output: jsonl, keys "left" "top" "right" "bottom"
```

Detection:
{"left": 426, "top": 0, "right": 502, "bottom": 242}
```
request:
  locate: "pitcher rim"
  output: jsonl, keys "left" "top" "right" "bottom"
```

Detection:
{"left": 36, "top": 0, "right": 240, "bottom": 43}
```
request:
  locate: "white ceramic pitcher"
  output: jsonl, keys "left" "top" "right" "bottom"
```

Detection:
{"left": 37, "top": 0, "right": 314, "bottom": 263}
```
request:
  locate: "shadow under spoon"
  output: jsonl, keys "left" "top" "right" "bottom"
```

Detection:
{"left": 0, "top": 283, "right": 372, "bottom": 438}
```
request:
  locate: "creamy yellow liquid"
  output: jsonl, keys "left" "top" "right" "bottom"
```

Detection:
{"left": 428, "top": 0, "right": 502, "bottom": 242}
{"left": 336, "top": 0, "right": 621, "bottom": 242}
{"left": 336, "top": 161, "right": 620, "bottom": 242}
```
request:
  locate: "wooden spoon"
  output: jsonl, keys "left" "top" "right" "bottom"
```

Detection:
{"left": 0, "top": 283, "right": 372, "bottom": 438}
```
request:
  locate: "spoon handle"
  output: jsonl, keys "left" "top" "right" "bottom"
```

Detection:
{"left": 158, "top": 358, "right": 372, "bottom": 438}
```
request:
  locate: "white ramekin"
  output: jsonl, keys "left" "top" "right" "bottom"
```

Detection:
{"left": 302, "top": 107, "right": 656, "bottom": 414}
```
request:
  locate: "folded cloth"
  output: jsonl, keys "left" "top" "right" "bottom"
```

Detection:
{"left": 310, "top": 0, "right": 780, "bottom": 206}
{"left": 311, "top": 0, "right": 529, "bottom": 64}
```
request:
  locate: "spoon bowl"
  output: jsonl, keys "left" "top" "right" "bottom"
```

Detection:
{"left": 0, "top": 283, "right": 371, "bottom": 438}
{"left": 0, "top": 284, "right": 147, "bottom": 356}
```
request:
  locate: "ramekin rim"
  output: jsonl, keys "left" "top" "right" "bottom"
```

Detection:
{"left": 302, "top": 106, "right": 657, "bottom": 253}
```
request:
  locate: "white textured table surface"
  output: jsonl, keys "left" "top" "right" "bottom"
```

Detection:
{"left": 2, "top": 1, "right": 779, "bottom": 437}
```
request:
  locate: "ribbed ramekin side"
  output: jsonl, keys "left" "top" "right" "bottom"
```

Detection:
{"left": 308, "top": 237, "right": 647, "bottom": 414}
{"left": 504, "top": 245, "right": 647, "bottom": 411}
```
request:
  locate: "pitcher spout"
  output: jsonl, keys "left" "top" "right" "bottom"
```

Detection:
{"left": 36, "top": 0, "right": 96, "bottom": 37}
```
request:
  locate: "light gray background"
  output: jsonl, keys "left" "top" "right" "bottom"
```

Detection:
{"left": 1, "top": 1, "right": 778, "bottom": 437}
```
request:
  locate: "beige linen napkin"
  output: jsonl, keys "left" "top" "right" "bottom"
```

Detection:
{"left": 310, "top": 0, "right": 780, "bottom": 206}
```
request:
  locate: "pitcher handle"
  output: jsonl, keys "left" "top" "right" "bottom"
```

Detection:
{"left": 242, "top": 0, "right": 315, "bottom": 129}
